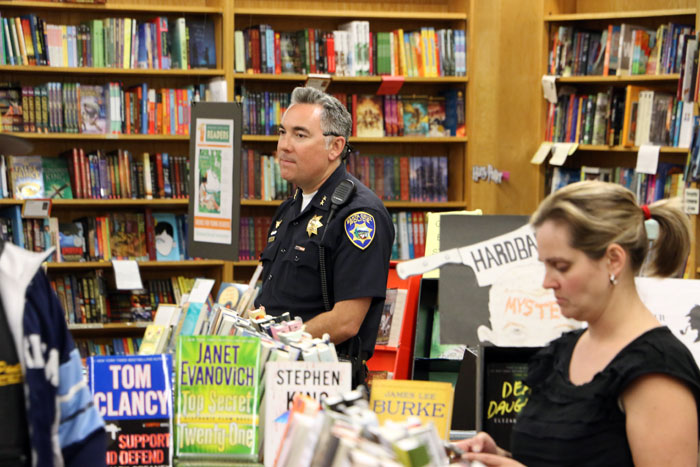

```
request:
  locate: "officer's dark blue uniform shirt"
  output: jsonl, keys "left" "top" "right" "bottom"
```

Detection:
{"left": 255, "top": 163, "right": 394, "bottom": 357}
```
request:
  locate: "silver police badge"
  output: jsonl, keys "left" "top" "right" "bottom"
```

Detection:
{"left": 344, "top": 211, "right": 375, "bottom": 250}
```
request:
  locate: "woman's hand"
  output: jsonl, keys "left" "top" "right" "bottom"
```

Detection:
{"left": 454, "top": 433, "right": 525, "bottom": 467}
{"left": 462, "top": 452, "right": 526, "bottom": 467}
{"left": 454, "top": 432, "right": 501, "bottom": 455}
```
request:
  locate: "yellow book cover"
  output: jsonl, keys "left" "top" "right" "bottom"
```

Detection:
{"left": 138, "top": 324, "right": 168, "bottom": 355}
{"left": 620, "top": 84, "right": 648, "bottom": 147}
{"left": 369, "top": 379, "right": 454, "bottom": 440}
{"left": 356, "top": 95, "right": 385, "bottom": 137}
{"left": 123, "top": 17, "right": 132, "bottom": 69}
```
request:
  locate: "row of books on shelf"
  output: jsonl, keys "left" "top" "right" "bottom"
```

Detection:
{"left": 0, "top": 151, "right": 189, "bottom": 200}
{"left": 548, "top": 22, "right": 693, "bottom": 77}
{"left": 49, "top": 271, "right": 195, "bottom": 325}
{"left": 237, "top": 210, "right": 427, "bottom": 262}
{"left": 235, "top": 22, "right": 467, "bottom": 78}
{"left": 75, "top": 336, "right": 142, "bottom": 359}
{"left": 392, "top": 211, "right": 426, "bottom": 261}
{"left": 0, "top": 13, "right": 216, "bottom": 70}
{"left": 0, "top": 205, "right": 190, "bottom": 262}
{"left": 237, "top": 87, "right": 465, "bottom": 137}
{"left": 545, "top": 85, "right": 695, "bottom": 148}
{"left": 0, "top": 81, "right": 209, "bottom": 135}
{"left": 239, "top": 148, "right": 293, "bottom": 201}
{"left": 347, "top": 154, "right": 449, "bottom": 202}
{"left": 549, "top": 162, "right": 686, "bottom": 205}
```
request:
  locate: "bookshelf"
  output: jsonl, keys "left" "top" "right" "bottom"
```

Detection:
{"left": 1, "top": 0, "right": 474, "bottom": 353}
{"left": 537, "top": 0, "right": 700, "bottom": 278}
{"left": 0, "top": 0, "right": 234, "bottom": 347}
{"left": 230, "top": 0, "right": 473, "bottom": 280}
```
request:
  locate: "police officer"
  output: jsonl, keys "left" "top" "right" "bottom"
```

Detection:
{"left": 255, "top": 87, "right": 394, "bottom": 386}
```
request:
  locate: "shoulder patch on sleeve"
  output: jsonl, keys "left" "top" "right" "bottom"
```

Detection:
{"left": 344, "top": 211, "right": 376, "bottom": 250}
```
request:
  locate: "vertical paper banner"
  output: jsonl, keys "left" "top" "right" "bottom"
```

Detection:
{"left": 193, "top": 119, "right": 234, "bottom": 244}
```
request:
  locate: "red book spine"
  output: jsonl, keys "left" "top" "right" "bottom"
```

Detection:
{"left": 155, "top": 153, "right": 165, "bottom": 198}
{"left": 144, "top": 208, "right": 156, "bottom": 260}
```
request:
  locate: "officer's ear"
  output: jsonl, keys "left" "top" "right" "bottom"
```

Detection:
{"left": 327, "top": 136, "right": 346, "bottom": 162}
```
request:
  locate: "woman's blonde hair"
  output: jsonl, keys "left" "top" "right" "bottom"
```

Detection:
{"left": 530, "top": 181, "right": 690, "bottom": 277}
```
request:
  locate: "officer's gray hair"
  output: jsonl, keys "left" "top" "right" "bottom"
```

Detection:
{"left": 290, "top": 87, "right": 351, "bottom": 145}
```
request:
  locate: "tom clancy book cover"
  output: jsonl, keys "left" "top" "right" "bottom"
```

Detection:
{"left": 174, "top": 335, "right": 262, "bottom": 462}
{"left": 88, "top": 354, "right": 173, "bottom": 467}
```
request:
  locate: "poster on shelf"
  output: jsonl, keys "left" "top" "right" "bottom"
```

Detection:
{"left": 438, "top": 215, "right": 582, "bottom": 348}
{"left": 188, "top": 102, "right": 241, "bottom": 260}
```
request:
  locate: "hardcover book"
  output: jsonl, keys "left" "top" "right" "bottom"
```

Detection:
{"left": 175, "top": 335, "right": 262, "bottom": 462}
{"left": 79, "top": 85, "right": 106, "bottom": 134}
{"left": 370, "top": 379, "right": 454, "bottom": 440}
{"left": 355, "top": 95, "right": 384, "bottom": 137}
{"left": 263, "top": 361, "right": 352, "bottom": 467}
{"left": 188, "top": 18, "right": 216, "bottom": 69}
{"left": 402, "top": 97, "right": 429, "bottom": 136}
{"left": 8, "top": 155, "right": 43, "bottom": 199}
{"left": 42, "top": 156, "right": 73, "bottom": 199}
{"left": 88, "top": 354, "right": 173, "bottom": 467}
{"left": 151, "top": 212, "right": 181, "bottom": 261}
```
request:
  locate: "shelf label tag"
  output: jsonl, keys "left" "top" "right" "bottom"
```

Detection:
{"left": 635, "top": 144, "right": 660, "bottom": 174}
{"left": 22, "top": 199, "right": 51, "bottom": 218}
{"left": 112, "top": 260, "right": 144, "bottom": 290}
{"left": 530, "top": 141, "right": 553, "bottom": 165}
{"left": 541, "top": 75, "right": 557, "bottom": 104}
{"left": 377, "top": 76, "right": 405, "bottom": 95}
{"left": 305, "top": 74, "right": 332, "bottom": 92}
{"left": 683, "top": 188, "right": 699, "bottom": 215}
{"left": 549, "top": 142, "right": 574, "bottom": 166}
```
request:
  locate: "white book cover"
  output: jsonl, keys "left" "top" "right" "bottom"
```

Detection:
{"left": 263, "top": 361, "right": 351, "bottom": 467}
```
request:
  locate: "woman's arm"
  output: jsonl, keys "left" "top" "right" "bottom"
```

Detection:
{"left": 623, "top": 373, "right": 698, "bottom": 467}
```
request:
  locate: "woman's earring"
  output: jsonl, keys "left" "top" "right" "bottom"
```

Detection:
{"left": 609, "top": 274, "right": 618, "bottom": 285}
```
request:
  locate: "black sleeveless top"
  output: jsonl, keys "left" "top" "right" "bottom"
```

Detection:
{"left": 512, "top": 327, "right": 700, "bottom": 466}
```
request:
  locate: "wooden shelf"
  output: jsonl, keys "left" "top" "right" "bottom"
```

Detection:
{"left": 544, "top": 8, "right": 695, "bottom": 22}
{"left": 69, "top": 322, "right": 150, "bottom": 331}
{"left": 0, "top": 0, "right": 224, "bottom": 14}
{"left": 5, "top": 132, "right": 190, "bottom": 141}
{"left": 384, "top": 201, "right": 467, "bottom": 209}
{"left": 557, "top": 74, "right": 680, "bottom": 84}
{"left": 0, "top": 65, "right": 223, "bottom": 76}
{"left": 575, "top": 144, "right": 689, "bottom": 154}
{"left": 243, "top": 135, "right": 468, "bottom": 143}
{"left": 0, "top": 198, "right": 467, "bottom": 209}
{"left": 69, "top": 321, "right": 152, "bottom": 337}
{"left": 233, "top": 72, "right": 468, "bottom": 83}
{"left": 46, "top": 260, "right": 225, "bottom": 270}
{"left": 0, "top": 198, "right": 189, "bottom": 207}
{"left": 234, "top": 260, "right": 262, "bottom": 267}
{"left": 234, "top": 8, "right": 467, "bottom": 21}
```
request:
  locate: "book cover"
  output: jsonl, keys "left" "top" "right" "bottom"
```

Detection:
{"left": 263, "top": 361, "right": 352, "bottom": 467}
{"left": 482, "top": 360, "right": 529, "bottom": 450}
{"left": 188, "top": 18, "right": 216, "bottom": 69}
{"left": 42, "top": 156, "right": 73, "bottom": 199}
{"left": 427, "top": 97, "right": 448, "bottom": 136}
{"left": 370, "top": 379, "right": 454, "bottom": 440}
{"left": 402, "top": 97, "right": 429, "bottom": 136}
{"left": 8, "top": 155, "right": 43, "bottom": 199}
{"left": 138, "top": 324, "right": 169, "bottom": 355}
{"left": 80, "top": 84, "right": 106, "bottom": 134}
{"left": 88, "top": 354, "right": 173, "bottom": 467}
{"left": 175, "top": 335, "right": 262, "bottom": 462}
{"left": 215, "top": 282, "right": 249, "bottom": 311}
{"left": 355, "top": 95, "right": 384, "bottom": 137}
{"left": 151, "top": 212, "right": 180, "bottom": 261}
{"left": 58, "top": 221, "right": 86, "bottom": 262}
{"left": 109, "top": 213, "right": 145, "bottom": 260}
{"left": 376, "top": 288, "right": 397, "bottom": 346}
